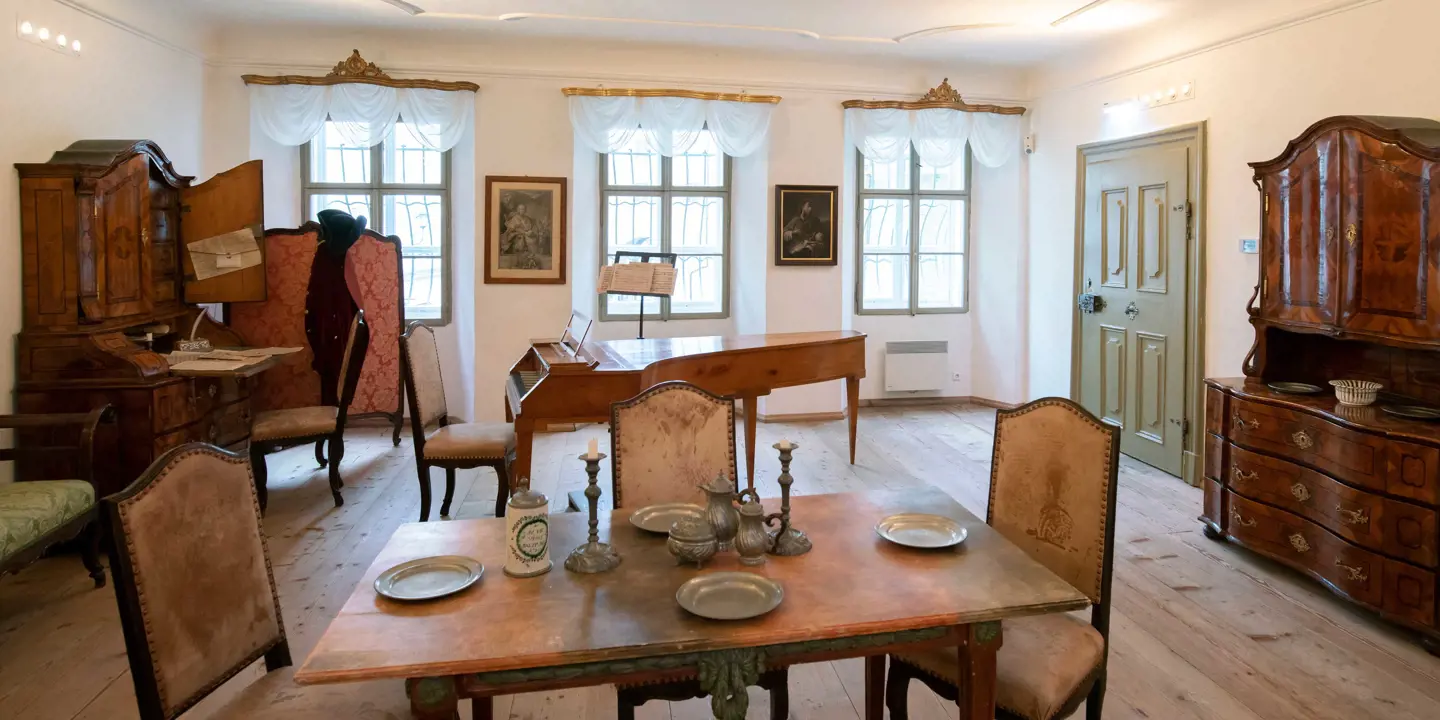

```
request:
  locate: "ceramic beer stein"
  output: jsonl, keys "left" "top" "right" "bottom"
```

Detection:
{"left": 504, "top": 486, "right": 552, "bottom": 577}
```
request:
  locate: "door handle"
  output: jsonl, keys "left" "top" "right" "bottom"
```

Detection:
{"left": 1124, "top": 302, "right": 1139, "bottom": 320}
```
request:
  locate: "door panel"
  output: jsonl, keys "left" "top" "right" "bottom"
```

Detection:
{"left": 1079, "top": 144, "right": 1190, "bottom": 477}
{"left": 1261, "top": 131, "right": 1340, "bottom": 326}
{"left": 181, "top": 160, "right": 266, "bottom": 303}
{"left": 92, "top": 154, "right": 153, "bottom": 318}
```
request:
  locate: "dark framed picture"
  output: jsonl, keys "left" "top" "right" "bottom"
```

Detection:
{"left": 484, "top": 176, "right": 567, "bottom": 284}
{"left": 774, "top": 185, "right": 838, "bottom": 266}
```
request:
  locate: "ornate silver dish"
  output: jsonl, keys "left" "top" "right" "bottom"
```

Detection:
{"left": 630, "top": 503, "right": 706, "bottom": 534}
{"left": 1383, "top": 404, "right": 1440, "bottom": 421}
{"left": 1266, "top": 381, "right": 1323, "bottom": 395}
{"left": 675, "top": 572, "right": 784, "bottom": 620}
{"left": 875, "top": 513, "right": 968, "bottom": 549}
{"left": 374, "top": 555, "right": 483, "bottom": 602}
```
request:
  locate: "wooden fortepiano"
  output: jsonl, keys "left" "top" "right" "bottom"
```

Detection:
{"left": 505, "top": 331, "right": 867, "bottom": 486}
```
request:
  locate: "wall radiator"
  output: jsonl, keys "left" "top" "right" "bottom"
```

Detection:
{"left": 884, "top": 341, "right": 949, "bottom": 392}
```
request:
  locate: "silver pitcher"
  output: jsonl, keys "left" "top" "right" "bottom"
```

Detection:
{"left": 734, "top": 497, "right": 772, "bottom": 566}
{"left": 700, "top": 473, "right": 740, "bottom": 552}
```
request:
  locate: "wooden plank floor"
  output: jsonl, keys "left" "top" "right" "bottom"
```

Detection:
{"left": 1, "top": 405, "right": 1436, "bottom": 719}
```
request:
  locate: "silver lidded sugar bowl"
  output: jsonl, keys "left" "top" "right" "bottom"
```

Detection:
{"left": 667, "top": 516, "right": 719, "bottom": 568}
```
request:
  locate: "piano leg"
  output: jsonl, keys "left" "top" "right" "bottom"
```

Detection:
{"left": 743, "top": 396, "right": 758, "bottom": 490}
{"left": 513, "top": 418, "right": 535, "bottom": 485}
{"left": 846, "top": 375, "right": 860, "bottom": 465}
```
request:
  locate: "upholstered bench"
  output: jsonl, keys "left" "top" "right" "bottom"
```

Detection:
{"left": 0, "top": 406, "right": 114, "bottom": 588}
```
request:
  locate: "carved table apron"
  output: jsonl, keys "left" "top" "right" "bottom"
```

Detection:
{"left": 294, "top": 488, "right": 1088, "bottom": 720}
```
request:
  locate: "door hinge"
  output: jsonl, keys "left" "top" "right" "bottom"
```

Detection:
{"left": 1182, "top": 418, "right": 1191, "bottom": 438}
{"left": 1186, "top": 201, "right": 1194, "bottom": 242}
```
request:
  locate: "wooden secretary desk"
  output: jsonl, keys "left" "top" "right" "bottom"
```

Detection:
{"left": 1203, "top": 116, "right": 1440, "bottom": 653}
{"left": 15, "top": 140, "right": 267, "bottom": 496}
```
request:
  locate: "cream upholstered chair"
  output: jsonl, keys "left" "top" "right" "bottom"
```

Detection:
{"left": 609, "top": 381, "right": 787, "bottom": 720}
{"left": 884, "top": 397, "right": 1120, "bottom": 720}
{"left": 249, "top": 311, "right": 370, "bottom": 513}
{"left": 104, "top": 443, "right": 409, "bottom": 719}
{"left": 400, "top": 321, "right": 516, "bottom": 521}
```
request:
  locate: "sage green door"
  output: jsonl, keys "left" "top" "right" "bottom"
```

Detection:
{"left": 1078, "top": 143, "right": 1190, "bottom": 477}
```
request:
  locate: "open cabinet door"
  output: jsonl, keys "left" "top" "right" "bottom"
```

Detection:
{"left": 180, "top": 160, "right": 266, "bottom": 303}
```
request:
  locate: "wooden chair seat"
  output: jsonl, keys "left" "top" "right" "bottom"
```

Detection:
{"left": 894, "top": 612, "right": 1104, "bottom": 720}
{"left": 0, "top": 480, "right": 94, "bottom": 560}
{"left": 422, "top": 423, "right": 516, "bottom": 461}
{"left": 251, "top": 407, "right": 339, "bottom": 442}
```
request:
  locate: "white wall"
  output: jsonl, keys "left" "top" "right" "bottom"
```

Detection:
{"left": 204, "top": 27, "right": 1029, "bottom": 421}
{"left": 1024, "top": 0, "right": 1440, "bottom": 399}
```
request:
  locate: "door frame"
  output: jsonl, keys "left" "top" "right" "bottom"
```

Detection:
{"left": 1070, "top": 122, "right": 1208, "bottom": 487}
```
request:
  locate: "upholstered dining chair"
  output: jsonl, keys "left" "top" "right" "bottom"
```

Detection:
{"left": 103, "top": 443, "right": 403, "bottom": 719}
{"left": 400, "top": 321, "right": 516, "bottom": 520}
{"left": 609, "top": 381, "right": 787, "bottom": 720}
{"left": 249, "top": 311, "right": 370, "bottom": 513}
{"left": 884, "top": 397, "right": 1120, "bottom": 720}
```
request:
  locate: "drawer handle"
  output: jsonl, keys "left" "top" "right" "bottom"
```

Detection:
{"left": 208, "top": 385, "right": 219, "bottom": 398}
{"left": 1336, "top": 505, "right": 1371, "bottom": 527}
{"left": 1232, "top": 413, "right": 1260, "bottom": 432}
{"left": 1335, "top": 559, "right": 1368, "bottom": 582}
{"left": 1290, "top": 483, "right": 1311, "bottom": 502}
{"left": 1289, "top": 533, "right": 1311, "bottom": 553}
{"left": 1289, "top": 430, "right": 1314, "bottom": 450}
{"left": 1230, "top": 509, "right": 1257, "bottom": 528}
{"left": 1231, "top": 465, "right": 1259, "bottom": 483}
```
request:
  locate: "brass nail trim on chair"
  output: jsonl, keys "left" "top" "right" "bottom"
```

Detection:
{"left": 561, "top": 87, "right": 781, "bottom": 103}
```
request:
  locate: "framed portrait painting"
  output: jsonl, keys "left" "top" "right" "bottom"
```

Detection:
{"left": 484, "top": 176, "right": 568, "bottom": 284}
{"left": 774, "top": 185, "right": 838, "bottom": 266}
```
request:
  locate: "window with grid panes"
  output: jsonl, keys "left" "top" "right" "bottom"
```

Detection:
{"left": 856, "top": 145, "right": 970, "bottom": 314}
{"left": 600, "top": 130, "right": 730, "bottom": 320}
{"left": 301, "top": 121, "right": 451, "bottom": 323}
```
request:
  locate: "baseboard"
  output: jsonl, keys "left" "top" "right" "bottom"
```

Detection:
{"left": 755, "top": 411, "right": 847, "bottom": 423}
{"left": 860, "top": 396, "right": 1019, "bottom": 410}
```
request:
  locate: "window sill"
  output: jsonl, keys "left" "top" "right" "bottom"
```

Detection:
{"left": 855, "top": 307, "right": 969, "bottom": 316}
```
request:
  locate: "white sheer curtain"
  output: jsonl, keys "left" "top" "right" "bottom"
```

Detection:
{"left": 249, "top": 83, "right": 475, "bottom": 152}
{"left": 845, "top": 107, "right": 1022, "bottom": 168}
{"left": 569, "top": 95, "right": 775, "bottom": 158}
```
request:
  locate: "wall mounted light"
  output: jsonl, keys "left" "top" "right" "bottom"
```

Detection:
{"left": 16, "top": 17, "right": 82, "bottom": 56}
{"left": 1103, "top": 80, "right": 1195, "bottom": 115}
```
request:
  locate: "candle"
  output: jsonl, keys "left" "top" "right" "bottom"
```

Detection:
{"left": 587, "top": 438, "right": 599, "bottom": 457}
{"left": 776, "top": 439, "right": 794, "bottom": 451}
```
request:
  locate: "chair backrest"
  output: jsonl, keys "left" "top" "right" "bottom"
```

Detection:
{"left": 610, "top": 381, "right": 738, "bottom": 509}
{"left": 400, "top": 321, "right": 448, "bottom": 433}
{"left": 229, "top": 226, "right": 324, "bottom": 412}
{"left": 343, "top": 231, "right": 405, "bottom": 416}
{"left": 988, "top": 397, "right": 1120, "bottom": 610}
{"left": 103, "top": 444, "right": 287, "bottom": 720}
{"left": 335, "top": 310, "right": 372, "bottom": 418}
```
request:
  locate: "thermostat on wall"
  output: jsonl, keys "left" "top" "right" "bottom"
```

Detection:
{"left": 1240, "top": 238, "right": 1259, "bottom": 254}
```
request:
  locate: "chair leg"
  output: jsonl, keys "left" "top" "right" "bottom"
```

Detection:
{"left": 441, "top": 467, "right": 457, "bottom": 518}
{"left": 81, "top": 520, "right": 105, "bottom": 588}
{"left": 1085, "top": 668, "right": 1106, "bottom": 720}
{"left": 885, "top": 658, "right": 911, "bottom": 720}
{"left": 769, "top": 677, "right": 790, "bottom": 720}
{"left": 417, "top": 462, "right": 433, "bottom": 522}
{"left": 327, "top": 434, "right": 345, "bottom": 507}
{"left": 392, "top": 412, "right": 403, "bottom": 447}
{"left": 493, "top": 461, "right": 510, "bottom": 518}
{"left": 617, "top": 697, "right": 636, "bottom": 720}
{"left": 264, "top": 639, "right": 293, "bottom": 672}
{"left": 315, "top": 439, "right": 328, "bottom": 468}
{"left": 250, "top": 444, "right": 269, "bottom": 514}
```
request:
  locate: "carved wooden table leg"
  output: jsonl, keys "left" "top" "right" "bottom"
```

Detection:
{"left": 406, "top": 676, "right": 459, "bottom": 719}
{"left": 864, "top": 655, "right": 886, "bottom": 720}
{"left": 743, "top": 395, "right": 758, "bottom": 489}
{"left": 955, "top": 621, "right": 1002, "bottom": 720}
{"left": 513, "top": 418, "right": 535, "bottom": 485}
{"left": 846, "top": 375, "right": 860, "bottom": 464}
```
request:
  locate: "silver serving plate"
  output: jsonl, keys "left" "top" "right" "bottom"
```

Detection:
{"left": 631, "top": 503, "right": 706, "bottom": 533}
{"left": 1266, "top": 381, "right": 1323, "bottom": 395}
{"left": 1383, "top": 404, "right": 1440, "bottom": 421}
{"left": 374, "top": 555, "right": 483, "bottom": 602}
{"left": 676, "top": 572, "right": 784, "bottom": 620}
{"left": 875, "top": 513, "right": 968, "bottom": 549}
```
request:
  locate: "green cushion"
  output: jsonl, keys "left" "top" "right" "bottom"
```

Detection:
{"left": 0, "top": 481, "right": 95, "bottom": 561}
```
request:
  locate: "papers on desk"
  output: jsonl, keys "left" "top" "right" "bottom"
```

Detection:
{"left": 597, "top": 263, "right": 676, "bottom": 296}
{"left": 188, "top": 228, "right": 262, "bottom": 281}
{"left": 169, "top": 359, "right": 255, "bottom": 372}
{"left": 166, "top": 347, "right": 302, "bottom": 371}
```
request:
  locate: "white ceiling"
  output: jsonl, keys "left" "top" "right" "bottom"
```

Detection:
{"left": 175, "top": 0, "right": 1361, "bottom": 66}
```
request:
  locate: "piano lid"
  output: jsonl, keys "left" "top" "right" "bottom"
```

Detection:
{"left": 586, "top": 330, "right": 864, "bottom": 372}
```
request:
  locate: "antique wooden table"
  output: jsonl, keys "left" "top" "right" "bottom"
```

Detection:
{"left": 294, "top": 487, "right": 1089, "bottom": 720}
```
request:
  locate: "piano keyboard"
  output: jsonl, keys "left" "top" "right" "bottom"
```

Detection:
{"left": 516, "top": 371, "right": 543, "bottom": 394}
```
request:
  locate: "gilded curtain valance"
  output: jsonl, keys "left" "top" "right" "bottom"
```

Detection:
{"left": 843, "top": 80, "right": 1026, "bottom": 168}
{"left": 561, "top": 87, "right": 781, "bottom": 158}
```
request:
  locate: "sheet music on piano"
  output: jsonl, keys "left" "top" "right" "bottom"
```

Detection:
{"left": 597, "top": 263, "right": 675, "bottom": 296}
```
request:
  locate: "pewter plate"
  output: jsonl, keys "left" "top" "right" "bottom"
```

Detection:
{"left": 875, "top": 513, "right": 968, "bottom": 549}
{"left": 630, "top": 503, "right": 706, "bottom": 534}
{"left": 1383, "top": 404, "right": 1440, "bottom": 421}
{"left": 1267, "top": 381, "right": 1324, "bottom": 395}
{"left": 675, "top": 572, "right": 784, "bottom": 620}
{"left": 374, "top": 555, "right": 483, "bottom": 602}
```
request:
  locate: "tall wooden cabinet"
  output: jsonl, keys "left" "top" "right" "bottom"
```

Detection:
{"left": 15, "top": 140, "right": 266, "bottom": 496}
{"left": 1204, "top": 116, "right": 1440, "bottom": 654}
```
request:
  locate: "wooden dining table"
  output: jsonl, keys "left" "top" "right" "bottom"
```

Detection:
{"left": 293, "top": 487, "right": 1089, "bottom": 720}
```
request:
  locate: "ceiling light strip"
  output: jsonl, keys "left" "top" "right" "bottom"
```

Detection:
{"left": 561, "top": 87, "right": 781, "bottom": 104}
{"left": 1051, "top": 0, "right": 1119, "bottom": 27}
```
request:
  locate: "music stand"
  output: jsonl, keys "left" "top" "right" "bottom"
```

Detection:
{"left": 607, "top": 251, "right": 677, "bottom": 340}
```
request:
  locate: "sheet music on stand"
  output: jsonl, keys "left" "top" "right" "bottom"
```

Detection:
{"left": 600, "top": 251, "right": 678, "bottom": 339}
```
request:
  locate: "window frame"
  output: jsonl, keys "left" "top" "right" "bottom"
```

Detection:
{"left": 300, "top": 128, "right": 453, "bottom": 326}
{"left": 598, "top": 147, "right": 732, "bottom": 321}
{"left": 855, "top": 146, "right": 972, "bottom": 316}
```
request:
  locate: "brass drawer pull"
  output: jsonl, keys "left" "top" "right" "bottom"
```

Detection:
{"left": 1230, "top": 509, "right": 1257, "bottom": 528}
{"left": 1335, "top": 559, "right": 1368, "bottom": 582}
{"left": 1290, "top": 483, "right": 1311, "bottom": 502}
{"left": 1232, "top": 413, "right": 1260, "bottom": 432}
{"left": 1289, "top": 533, "right": 1311, "bottom": 553}
{"left": 1231, "top": 465, "right": 1259, "bottom": 483}
{"left": 1289, "top": 429, "right": 1314, "bottom": 450}
{"left": 1336, "top": 505, "right": 1370, "bottom": 526}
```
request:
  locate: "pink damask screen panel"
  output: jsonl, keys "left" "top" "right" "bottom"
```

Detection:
{"left": 230, "top": 229, "right": 323, "bottom": 412}
{"left": 344, "top": 233, "right": 403, "bottom": 417}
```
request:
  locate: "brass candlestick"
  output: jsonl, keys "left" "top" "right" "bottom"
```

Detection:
{"left": 564, "top": 452, "right": 621, "bottom": 573}
{"left": 767, "top": 441, "right": 811, "bottom": 556}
